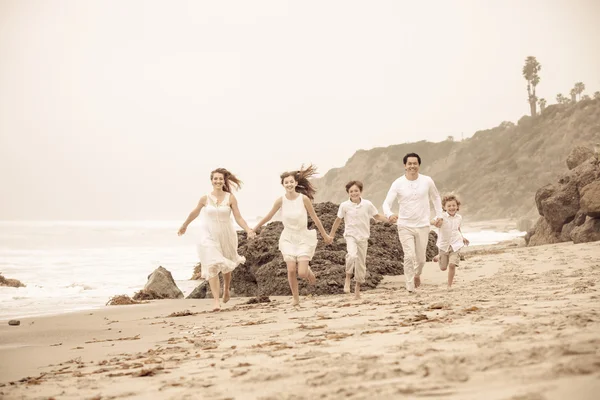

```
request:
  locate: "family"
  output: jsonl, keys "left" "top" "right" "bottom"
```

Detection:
{"left": 178, "top": 153, "right": 469, "bottom": 311}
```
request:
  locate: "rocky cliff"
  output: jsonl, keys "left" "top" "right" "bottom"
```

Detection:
{"left": 314, "top": 99, "right": 600, "bottom": 221}
{"left": 526, "top": 146, "right": 600, "bottom": 246}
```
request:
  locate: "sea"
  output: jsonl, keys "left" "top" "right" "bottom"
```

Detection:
{"left": 0, "top": 220, "right": 525, "bottom": 320}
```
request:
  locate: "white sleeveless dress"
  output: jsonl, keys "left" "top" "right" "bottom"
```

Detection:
{"left": 278, "top": 194, "right": 318, "bottom": 261}
{"left": 197, "top": 192, "right": 245, "bottom": 279}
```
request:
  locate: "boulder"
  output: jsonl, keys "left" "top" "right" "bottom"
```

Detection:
{"left": 535, "top": 184, "right": 555, "bottom": 216}
{"left": 186, "top": 280, "right": 209, "bottom": 299}
{"left": 571, "top": 217, "right": 600, "bottom": 244}
{"left": 566, "top": 146, "right": 595, "bottom": 170}
{"left": 426, "top": 230, "right": 439, "bottom": 261}
{"left": 527, "top": 217, "right": 562, "bottom": 246}
{"left": 540, "top": 180, "right": 579, "bottom": 232}
{"left": 573, "top": 210, "right": 587, "bottom": 227}
{"left": 230, "top": 202, "right": 437, "bottom": 296}
{"left": 560, "top": 220, "right": 576, "bottom": 242}
{"left": 559, "top": 158, "right": 600, "bottom": 193}
{"left": 580, "top": 181, "right": 600, "bottom": 218}
{"left": 0, "top": 274, "right": 25, "bottom": 288}
{"left": 137, "top": 266, "right": 183, "bottom": 300}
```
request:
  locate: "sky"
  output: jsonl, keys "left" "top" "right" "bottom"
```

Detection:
{"left": 1, "top": 0, "right": 599, "bottom": 221}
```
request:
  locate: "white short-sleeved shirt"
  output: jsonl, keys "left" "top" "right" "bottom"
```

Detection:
{"left": 436, "top": 212, "right": 464, "bottom": 252}
{"left": 337, "top": 198, "right": 378, "bottom": 241}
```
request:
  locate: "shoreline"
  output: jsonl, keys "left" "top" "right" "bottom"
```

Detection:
{"left": 0, "top": 238, "right": 524, "bottom": 324}
{"left": 1, "top": 240, "right": 599, "bottom": 399}
{"left": 0, "top": 218, "right": 526, "bottom": 322}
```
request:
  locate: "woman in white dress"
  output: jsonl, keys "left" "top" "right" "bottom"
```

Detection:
{"left": 254, "top": 165, "right": 333, "bottom": 307}
{"left": 178, "top": 168, "right": 255, "bottom": 311}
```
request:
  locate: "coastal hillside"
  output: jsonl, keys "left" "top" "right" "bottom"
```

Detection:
{"left": 314, "top": 98, "right": 600, "bottom": 221}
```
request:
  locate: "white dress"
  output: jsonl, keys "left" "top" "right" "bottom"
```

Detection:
{"left": 197, "top": 192, "right": 245, "bottom": 279}
{"left": 278, "top": 194, "right": 317, "bottom": 261}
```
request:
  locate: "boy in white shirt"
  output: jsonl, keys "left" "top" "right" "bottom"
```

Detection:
{"left": 432, "top": 194, "right": 469, "bottom": 288}
{"left": 329, "top": 181, "right": 388, "bottom": 299}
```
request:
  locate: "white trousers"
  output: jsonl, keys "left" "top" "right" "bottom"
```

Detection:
{"left": 398, "top": 226, "right": 430, "bottom": 291}
{"left": 345, "top": 236, "right": 368, "bottom": 284}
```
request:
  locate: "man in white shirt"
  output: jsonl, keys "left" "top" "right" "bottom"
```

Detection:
{"left": 383, "top": 153, "right": 443, "bottom": 292}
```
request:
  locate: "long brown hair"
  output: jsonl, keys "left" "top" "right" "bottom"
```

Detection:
{"left": 280, "top": 164, "right": 318, "bottom": 200}
{"left": 210, "top": 168, "right": 242, "bottom": 193}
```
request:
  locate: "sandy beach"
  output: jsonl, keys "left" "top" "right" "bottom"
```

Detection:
{"left": 1, "top": 240, "right": 599, "bottom": 400}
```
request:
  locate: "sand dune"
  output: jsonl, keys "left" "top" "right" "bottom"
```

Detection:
{"left": 1, "top": 241, "right": 599, "bottom": 399}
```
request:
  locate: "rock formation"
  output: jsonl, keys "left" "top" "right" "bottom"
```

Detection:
{"left": 527, "top": 146, "right": 600, "bottom": 246}
{"left": 0, "top": 274, "right": 25, "bottom": 288}
{"left": 133, "top": 266, "right": 184, "bottom": 300}
{"left": 188, "top": 202, "right": 438, "bottom": 297}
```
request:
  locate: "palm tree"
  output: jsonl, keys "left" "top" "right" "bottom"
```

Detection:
{"left": 538, "top": 98, "right": 547, "bottom": 113}
{"left": 556, "top": 93, "right": 566, "bottom": 104}
{"left": 574, "top": 82, "right": 586, "bottom": 100}
{"left": 570, "top": 88, "right": 577, "bottom": 103}
{"left": 522, "top": 56, "right": 541, "bottom": 116}
{"left": 594, "top": 91, "right": 600, "bottom": 100}
{"left": 581, "top": 95, "right": 591, "bottom": 101}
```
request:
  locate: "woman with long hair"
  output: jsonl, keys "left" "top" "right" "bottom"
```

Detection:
{"left": 253, "top": 165, "right": 332, "bottom": 307}
{"left": 178, "top": 168, "right": 255, "bottom": 311}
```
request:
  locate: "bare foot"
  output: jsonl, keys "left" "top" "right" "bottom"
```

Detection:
{"left": 212, "top": 305, "right": 221, "bottom": 312}
{"left": 433, "top": 255, "right": 439, "bottom": 263}
{"left": 223, "top": 291, "right": 230, "bottom": 304}
{"left": 414, "top": 276, "right": 421, "bottom": 288}
{"left": 291, "top": 299, "right": 300, "bottom": 307}
{"left": 343, "top": 278, "right": 351, "bottom": 293}
{"left": 354, "top": 293, "right": 361, "bottom": 300}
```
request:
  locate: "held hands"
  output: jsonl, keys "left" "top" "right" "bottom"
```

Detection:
{"left": 323, "top": 234, "right": 334, "bottom": 245}
{"left": 433, "top": 218, "right": 443, "bottom": 228}
{"left": 247, "top": 229, "right": 256, "bottom": 240}
{"left": 177, "top": 226, "right": 187, "bottom": 236}
{"left": 388, "top": 214, "right": 398, "bottom": 224}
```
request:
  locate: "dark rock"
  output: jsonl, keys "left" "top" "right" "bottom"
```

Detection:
{"left": 426, "top": 231, "right": 439, "bottom": 261}
{"left": 133, "top": 289, "right": 169, "bottom": 301}
{"left": 571, "top": 217, "right": 600, "bottom": 244}
{"left": 540, "top": 180, "right": 579, "bottom": 232}
{"left": 0, "top": 274, "right": 25, "bottom": 288}
{"left": 186, "top": 281, "right": 208, "bottom": 299}
{"left": 580, "top": 181, "right": 600, "bottom": 218}
{"left": 529, "top": 148, "right": 600, "bottom": 246}
{"left": 231, "top": 202, "right": 437, "bottom": 296}
{"left": 566, "top": 146, "right": 595, "bottom": 170}
{"left": 560, "top": 158, "right": 600, "bottom": 193}
{"left": 535, "top": 184, "right": 555, "bottom": 216}
{"left": 135, "top": 266, "right": 183, "bottom": 300}
{"left": 560, "top": 220, "right": 576, "bottom": 242}
{"left": 8, "top": 320, "right": 20, "bottom": 326}
{"left": 574, "top": 210, "right": 587, "bottom": 226}
{"left": 528, "top": 217, "right": 563, "bottom": 246}
{"left": 245, "top": 296, "right": 271, "bottom": 304}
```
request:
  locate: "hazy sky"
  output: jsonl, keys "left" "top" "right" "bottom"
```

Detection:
{"left": 1, "top": 0, "right": 599, "bottom": 221}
